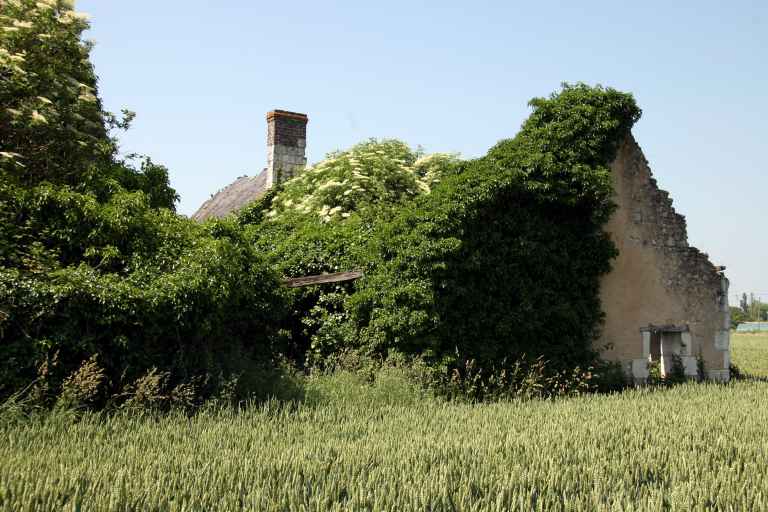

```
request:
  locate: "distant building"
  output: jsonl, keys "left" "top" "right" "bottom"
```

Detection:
{"left": 736, "top": 322, "right": 768, "bottom": 333}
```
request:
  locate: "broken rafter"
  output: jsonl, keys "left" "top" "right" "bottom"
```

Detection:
{"left": 282, "top": 270, "right": 363, "bottom": 288}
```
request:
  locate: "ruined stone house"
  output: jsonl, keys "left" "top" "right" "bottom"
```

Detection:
{"left": 193, "top": 110, "right": 731, "bottom": 383}
{"left": 600, "top": 136, "right": 730, "bottom": 383}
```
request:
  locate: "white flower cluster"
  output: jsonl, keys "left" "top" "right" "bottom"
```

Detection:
{"left": 262, "top": 140, "right": 459, "bottom": 223}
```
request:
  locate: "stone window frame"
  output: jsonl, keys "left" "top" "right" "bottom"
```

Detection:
{"left": 631, "top": 324, "right": 698, "bottom": 383}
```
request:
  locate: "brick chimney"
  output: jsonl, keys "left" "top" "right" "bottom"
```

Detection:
{"left": 266, "top": 110, "right": 308, "bottom": 188}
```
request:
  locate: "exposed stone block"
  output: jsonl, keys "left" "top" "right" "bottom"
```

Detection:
{"left": 682, "top": 356, "right": 698, "bottom": 377}
{"left": 714, "top": 330, "right": 729, "bottom": 351}
{"left": 631, "top": 359, "right": 649, "bottom": 380}
{"left": 680, "top": 331, "right": 693, "bottom": 356}
{"left": 641, "top": 331, "right": 651, "bottom": 358}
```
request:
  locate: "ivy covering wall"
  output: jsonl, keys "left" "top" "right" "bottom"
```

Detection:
{"left": 246, "top": 85, "right": 641, "bottom": 378}
{"left": 339, "top": 86, "right": 641, "bottom": 372}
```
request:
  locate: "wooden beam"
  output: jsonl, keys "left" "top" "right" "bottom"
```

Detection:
{"left": 282, "top": 270, "right": 363, "bottom": 288}
{"left": 640, "top": 324, "right": 689, "bottom": 333}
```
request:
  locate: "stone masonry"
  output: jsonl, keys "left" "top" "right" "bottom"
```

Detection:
{"left": 265, "top": 110, "right": 308, "bottom": 189}
{"left": 191, "top": 109, "right": 309, "bottom": 220}
{"left": 599, "top": 135, "right": 730, "bottom": 383}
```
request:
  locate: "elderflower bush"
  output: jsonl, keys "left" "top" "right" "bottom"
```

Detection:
{"left": 264, "top": 139, "right": 459, "bottom": 222}
{"left": 0, "top": 0, "right": 107, "bottom": 182}
{"left": 243, "top": 140, "right": 459, "bottom": 368}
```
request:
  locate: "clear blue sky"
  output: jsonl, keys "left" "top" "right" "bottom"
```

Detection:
{"left": 78, "top": 0, "right": 766, "bottom": 302}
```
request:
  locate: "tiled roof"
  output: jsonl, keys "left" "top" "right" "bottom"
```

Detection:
{"left": 192, "top": 169, "right": 269, "bottom": 221}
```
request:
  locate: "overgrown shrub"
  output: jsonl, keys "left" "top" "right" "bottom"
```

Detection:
{"left": 590, "top": 360, "right": 628, "bottom": 393}
{"left": 0, "top": 214, "right": 288, "bottom": 403}
{"left": 243, "top": 84, "right": 641, "bottom": 398}
{"left": 260, "top": 139, "right": 458, "bottom": 223}
{"left": 340, "top": 168, "right": 617, "bottom": 368}
{"left": 647, "top": 357, "right": 688, "bottom": 387}
{"left": 328, "top": 85, "right": 639, "bottom": 376}
{"left": 0, "top": 0, "right": 288, "bottom": 406}
{"left": 242, "top": 140, "right": 459, "bottom": 366}
{"left": 729, "top": 363, "right": 744, "bottom": 380}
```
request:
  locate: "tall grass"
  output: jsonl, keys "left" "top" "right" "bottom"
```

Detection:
{"left": 0, "top": 334, "right": 766, "bottom": 511}
{"left": 731, "top": 331, "right": 768, "bottom": 377}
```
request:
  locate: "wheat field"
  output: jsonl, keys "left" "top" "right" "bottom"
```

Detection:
{"left": 1, "top": 333, "right": 766, "bottom": 511}
{"left": 731, "top": 331, "right": 768, "bottom": 377}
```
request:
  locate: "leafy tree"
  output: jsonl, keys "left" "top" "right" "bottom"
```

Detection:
{"left": 736, "top": 293, "right": 768, "bottom": 322}
{"left": 0, "top": 0, "right": 176, "bottom": 202}
{"left": 0, "top": 0, "right": 286, "bottom": 405}
{"left": 730, "top": 306, "right": 748, "bottom": 329}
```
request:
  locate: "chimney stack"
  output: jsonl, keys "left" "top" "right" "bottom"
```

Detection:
{"left": 266, "top": 110, "right": 308, "bottom": 188}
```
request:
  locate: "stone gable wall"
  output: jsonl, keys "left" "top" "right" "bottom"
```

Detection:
{"left": 599, "top": 135, "right": 730, "bottom": 382}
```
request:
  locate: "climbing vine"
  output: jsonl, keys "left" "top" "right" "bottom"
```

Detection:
{"left": 251, "top": 84, "right": 642, "bottom": 381}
